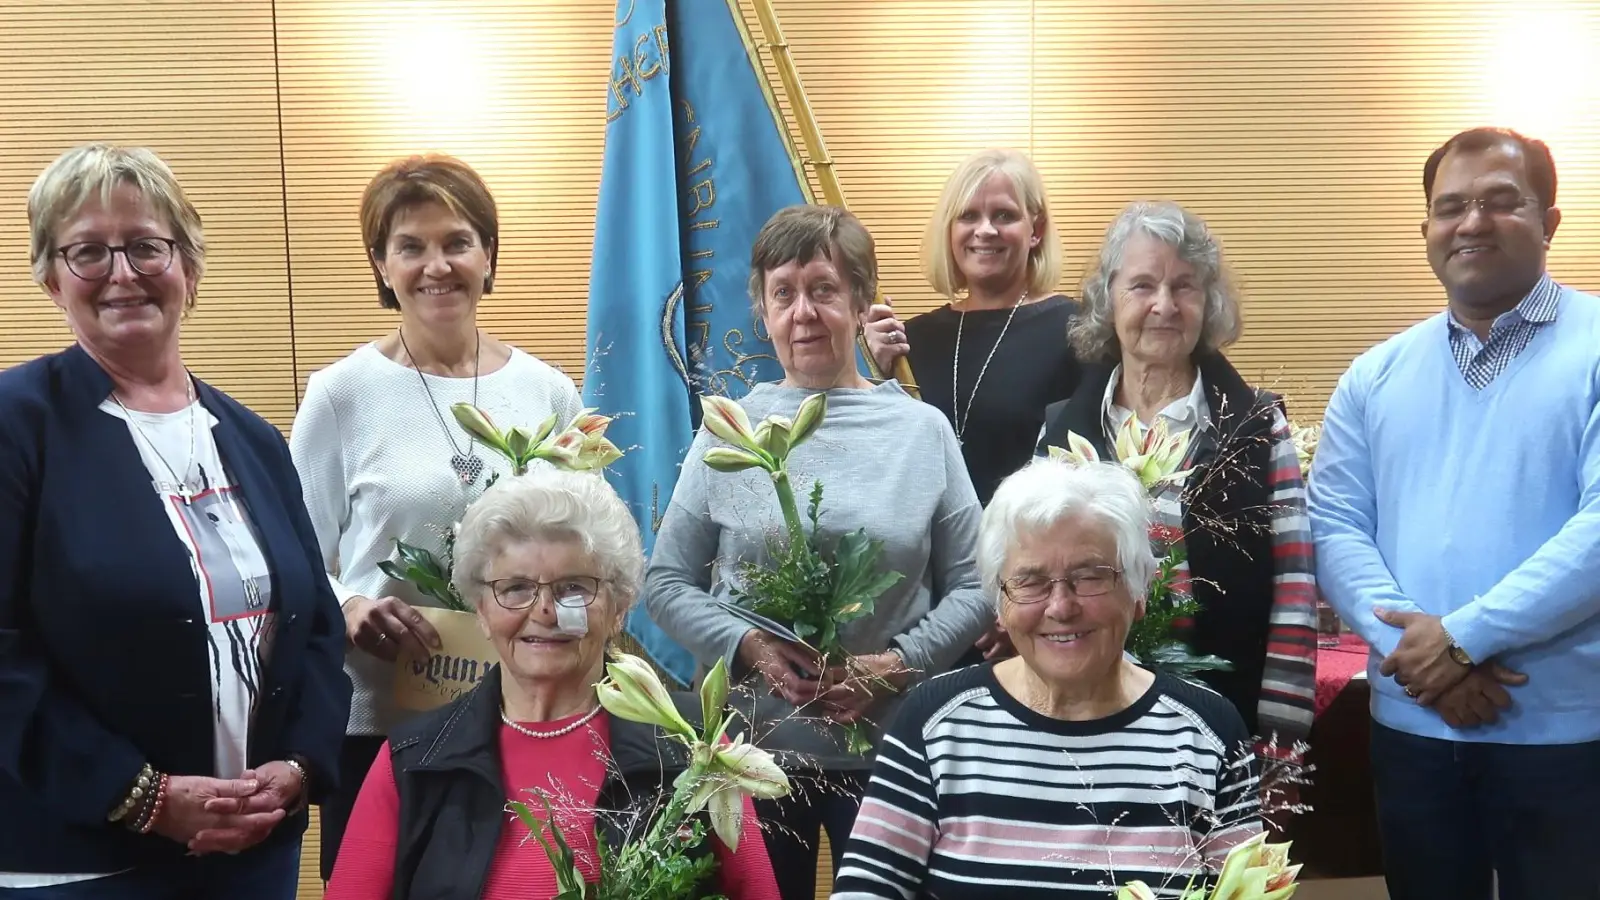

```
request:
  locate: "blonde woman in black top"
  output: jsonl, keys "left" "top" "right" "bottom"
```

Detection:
{"left": 865, "top": 149, "right": 1081, "bottom": 662}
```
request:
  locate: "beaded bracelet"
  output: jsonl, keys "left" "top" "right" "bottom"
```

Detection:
{"left": 131, "top": 773, "right": 170, "bottom": 835}
{"left": 107, "top": 763, "right": 155, "bottom": 823}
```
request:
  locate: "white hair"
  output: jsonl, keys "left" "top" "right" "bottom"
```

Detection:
{"left": 452, "top": 468, "right": 644, "bottom": 614}
{"left": 978, "top": 458, "right": 1158, "bottom": 611}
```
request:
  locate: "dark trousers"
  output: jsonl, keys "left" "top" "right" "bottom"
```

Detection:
{"left": 1370, "top": 721, "right": 1600, "bottom": 900}
{"left": 0, "top": 838, "right": 298, "bottom": 899}
{"left": 753, "top": 770, "right": 865, "bottom": 900}
{"left": 318, "top": 734, "right": 387, "bottom": 882}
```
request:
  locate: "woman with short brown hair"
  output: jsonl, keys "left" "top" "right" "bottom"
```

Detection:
{"left": 646, "top": 204, "right": 991, "bottom": 900}
{"left": 288, "top": 154, "right": 583, "bottom": 879}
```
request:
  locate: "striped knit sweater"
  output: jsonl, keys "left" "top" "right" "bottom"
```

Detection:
{"left": 831, "top": 665, "right": 1261, "bottom": 899}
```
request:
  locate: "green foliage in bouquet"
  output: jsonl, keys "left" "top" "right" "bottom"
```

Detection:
{"left": 508, "top": 654, "right": 789, "bottom": 900}
{"left": 699, "top": 394, "right": 904, "bottom": 754}
{"left": 377, "top": 537, "right": 467, "bottom": 612}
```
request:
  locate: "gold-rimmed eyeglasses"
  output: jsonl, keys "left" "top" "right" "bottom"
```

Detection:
{"left": 1001, "top": 565, "right": 1122, "bottom": 605}
{"left": 1427, "top": 193, "right": 1540, "bottom": 224}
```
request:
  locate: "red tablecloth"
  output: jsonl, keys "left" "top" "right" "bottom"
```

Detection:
{"left": 1315, "top": 633, "right": 1370, "bottom": 718}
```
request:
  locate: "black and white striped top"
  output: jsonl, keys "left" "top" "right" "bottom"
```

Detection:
{"left": 831, "top": 665, "right": 1261, "bottom": 899}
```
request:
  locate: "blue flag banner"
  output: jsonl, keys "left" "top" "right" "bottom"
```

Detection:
{"left": 584, "top": 0, "right": 811, "bottom": 684}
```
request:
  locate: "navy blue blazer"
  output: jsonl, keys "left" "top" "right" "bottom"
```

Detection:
{"left": 0, "top": 344, "right": 351, "bottom": 875}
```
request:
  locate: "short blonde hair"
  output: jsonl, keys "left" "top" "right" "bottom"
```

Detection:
{"left": 1070, "top": 200, "right": 1242, "bottom": 364}
{"left": 29, "top": 144, "right": 206, "bottom": 307}
{"left": 921, "top": 149, "right": 1061, "bottom": 300}
{"left": 452, "top": 468, "right": 645, "bottom": 617}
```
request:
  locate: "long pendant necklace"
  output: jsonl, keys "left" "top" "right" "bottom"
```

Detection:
{"left": 951, "top": 291, "right": 1027, "bottom": 442}
{"left": 401, "top": 328, "right": 483, "bottom": 486}
{"left": 114, "top": 375, "right": 200, "bottom": 504}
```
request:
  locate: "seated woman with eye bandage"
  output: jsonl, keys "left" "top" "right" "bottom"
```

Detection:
{"left": 324, "top": 470, "right": 779, "bottom": 900}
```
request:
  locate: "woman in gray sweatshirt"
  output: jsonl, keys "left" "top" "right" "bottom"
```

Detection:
{"left": 644, "top": 205, "right": 992, "bottom": 900}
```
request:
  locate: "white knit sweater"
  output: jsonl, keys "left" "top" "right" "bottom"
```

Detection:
{"left": 288, "top": 342, "right": 583, "bottom": 735}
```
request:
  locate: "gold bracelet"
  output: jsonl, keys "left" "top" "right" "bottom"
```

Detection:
{"left": 107, "top": 763, "right": 155, "bottom": 823}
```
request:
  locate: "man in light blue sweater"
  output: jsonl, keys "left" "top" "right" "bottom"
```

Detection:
{"left": 1310, "top": 127, "right": 1600, "bottom": 900}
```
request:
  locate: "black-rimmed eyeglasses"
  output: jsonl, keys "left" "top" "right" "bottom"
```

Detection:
{"left": 1001, "top": 566, "right": 1122, "bottom": 605}
{"left": 481, "top": 575, "right": 604, "bottom": 610}
{"left": 56, "top": 237, "right": 179, "bottom": 281}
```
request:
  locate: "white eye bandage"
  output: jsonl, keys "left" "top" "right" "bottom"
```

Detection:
{"left": 555, "top": 603, "right": 589, "bottom": 637}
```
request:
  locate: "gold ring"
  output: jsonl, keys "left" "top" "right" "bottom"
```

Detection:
{"left": 1404, "top": 685, "right": 1418, "bottom": 698}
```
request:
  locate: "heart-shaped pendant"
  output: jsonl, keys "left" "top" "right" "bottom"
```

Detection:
{"left": 450, "top": 453, "right": 484, "bottom": 486}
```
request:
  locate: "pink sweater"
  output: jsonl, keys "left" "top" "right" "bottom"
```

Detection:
{"left": 325, "top": 711, "right": 781, "bottom": 899}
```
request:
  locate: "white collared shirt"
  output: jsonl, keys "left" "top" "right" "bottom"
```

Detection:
{"left": 1103, "top": 364, "right": 1211, "bottom": 440}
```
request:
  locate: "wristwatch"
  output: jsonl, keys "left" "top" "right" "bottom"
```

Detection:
{"left": 1441, "top": 626, "right": 1474, "bottom": 667}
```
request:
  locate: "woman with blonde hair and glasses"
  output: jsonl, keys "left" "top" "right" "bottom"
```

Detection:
{"left": 863, "top": 148, "right": 1083, "bottom": 664}
{"left": 0, "top": 143, "right": 349, "bottom": 897}
{"left": 289, "top": 154, "right": 583, "bottom": 879}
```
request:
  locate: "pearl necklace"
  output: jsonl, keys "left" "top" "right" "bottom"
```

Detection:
{"left": 499, "top": 703, "right": 602, "bottom": 739}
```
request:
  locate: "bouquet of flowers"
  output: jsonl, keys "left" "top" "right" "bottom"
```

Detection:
{"left": 1119, "top": 830, "right": 1301, "bottom": 899}
{"left": 378, "top": 404, "right": 625, "bottom": 612}
{"left": 1047, "top": 419, "right": 1232, "bottom": 679}
{"left": 697, "top": 393, "right": 903, "bottom": 754}
{"left": 1287, "top": 420, "right": 1320, "bottom": 480}
{"left": 510, "top": 651, "right": 791, "bottom": 899}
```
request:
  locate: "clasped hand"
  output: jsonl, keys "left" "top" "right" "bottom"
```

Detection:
{"left": 156, "top": 761, "right": 302, "bottom": 855}
{"left": 736, "top": 630, "right": 911, "bottom": 724}
{"left": 1374, "top": 608, "right": 1528, "bottom": 728}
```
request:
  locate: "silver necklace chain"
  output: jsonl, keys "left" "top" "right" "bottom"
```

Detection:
{"left": 399, "top": 328, "right": 482, "bottom": 485}
{"left": 952, "top": 291, "right": 1027, "bottom": 441}
{"left": 500, "top": 703, "right": 602, "bottom": 739}
{"left": 113, "top": 374, "right": 199, "bottom": 504}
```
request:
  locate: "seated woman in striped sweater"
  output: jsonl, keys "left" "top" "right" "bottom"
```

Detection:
{"left": 832, "top": 457, "right": 1261, "bottom": 899}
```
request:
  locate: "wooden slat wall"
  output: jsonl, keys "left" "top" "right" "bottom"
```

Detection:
{"left": 0, "top": 1, "right": 295, "bottom": 423}
{"left": 0, "top": 4, "right": 1596, "bottom": 898}
{"left": 272, "top": 0, "right": 610, "bottom": 404}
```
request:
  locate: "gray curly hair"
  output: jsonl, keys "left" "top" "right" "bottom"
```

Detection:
{"left": 1069, "top": 200, "right": 1242, "bottom": 364}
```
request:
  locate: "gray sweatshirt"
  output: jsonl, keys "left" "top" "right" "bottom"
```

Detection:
{"left": 643, "top": 381, "right": 991, "bottom": 770}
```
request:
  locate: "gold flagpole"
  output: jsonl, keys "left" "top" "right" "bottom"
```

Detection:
{"left": 745, "top": 0, "right": 919, "bottom": 396}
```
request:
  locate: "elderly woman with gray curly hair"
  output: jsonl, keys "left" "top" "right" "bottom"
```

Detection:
{"left": 325, "top": 470, "right": 779, "bottom": 899}
{"left": 1036, "top": 200, "right": 1317, "bottom": 749}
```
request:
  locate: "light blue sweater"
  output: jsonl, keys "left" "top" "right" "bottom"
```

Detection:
{"left": 1309, "top": 283, "right": 1600, "bottom": 745}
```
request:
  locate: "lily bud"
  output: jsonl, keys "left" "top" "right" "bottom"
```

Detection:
{"left": 706, "top": 781, "right": 744, "bottom": 852}
{"left": 451, "top": 403, "right": 510, "bottom": 453}
{"left": 1116, "top": 882, "right": 1158, "bottom": 900}
{"left": 704, "top": 447, "right": 767, "bottom": 473}
{"left": 539, "top": 429, "right": 585, "bottom": 466}
{"left": 573, "top": 437, "right": 624, "bottom": 471}
{"left": 700, "top": 395, "right": 758, "bottom": 451}
{"left": 788, "top": 392, "right": 826, "bottom": 448}
{"left": 711, "top": 737, "right": 789, "bottom": 800}
{"left": 699, "top": 658, "right": 729, "bottom": 741}
{"left": 596, "top": 651, "right": 696, "bottom": 739}
{"left": 1210, "top": 831, "right": 1301, "bottom": 900}
{"left": 530, "top": 411, "right": 561, "bottom": 446}
{"left": 756, "top": 416, "right": 792, "bottom": 461}
{"left": 505, "top": 426, "right": 535, "bottom": 461}
{"left": 572, "top": 409, "right": 611, "bottom": 435}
